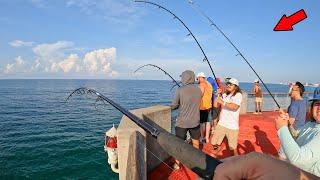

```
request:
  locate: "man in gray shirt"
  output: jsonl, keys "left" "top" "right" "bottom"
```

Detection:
{"left": 171, "top": 70, "right": 202, "bottom": 170}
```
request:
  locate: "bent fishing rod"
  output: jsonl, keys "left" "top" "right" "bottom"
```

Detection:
{"left": 134, "top": 64, "right": 181, "bottom": 89}
{"left": 66, "top": 87, "right": 221, "bottom": 179}
{"left": 135, "top": 0, "right": 219, "bottom": 83}
{"left": 187, "top": 0, "right": 281, "bottom": 109}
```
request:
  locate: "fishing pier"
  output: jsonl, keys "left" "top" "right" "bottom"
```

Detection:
{"left": 114, "top": 91, "right": 314, "bottom": 179}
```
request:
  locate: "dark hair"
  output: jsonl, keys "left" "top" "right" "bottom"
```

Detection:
{"left": 233, "top": 85, "right": 242, "bottom": 96}
{"left": 295, "top": 81, "right": 305, "bottom": 96}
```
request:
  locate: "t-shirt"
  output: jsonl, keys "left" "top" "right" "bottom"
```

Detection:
{"left": 171, "top": 84, "right": 202, "bottom": 128}
{"left": 288, "top": 99, "right": 307, "bottom": 129}
{"left": 218, "top": 92, "right": 243, "bottom": 130}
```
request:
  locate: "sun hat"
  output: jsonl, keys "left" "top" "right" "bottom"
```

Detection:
{"left": 309, "top": 87, "right": 320, "bottom": 101}
{"left": 197, "top": 72, "right": 206, "bottom": 78}
{"left": 228, "top": 78, "right": 239, "bottom": 86}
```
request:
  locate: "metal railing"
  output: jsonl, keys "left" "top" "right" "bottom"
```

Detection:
{"left": 245, "top": 92, "right": 313, "bottom": 112}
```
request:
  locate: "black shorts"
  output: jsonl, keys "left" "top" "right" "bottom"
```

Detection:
{"left": 211, "top": 106, "right": 220, "bottom": 120}
{"left": 200, "top": 109, "right": 210, "bottom": 123}
{"left": 175, "top": 125, "right": 200, "bottom": 140}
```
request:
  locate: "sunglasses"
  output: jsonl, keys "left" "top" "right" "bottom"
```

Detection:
{"left": 226, "top": 83, "right": 235, "bottom": 86}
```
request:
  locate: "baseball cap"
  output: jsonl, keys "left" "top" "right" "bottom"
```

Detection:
{"left": 197, "top": 72, "right": 206, "bottom": 78}
{"left": 228, "top": 78, "right": 239, "bottom": 86}
{"left": 309, "top": 87, "right": 320, "bottom": 101}
{"left": 254, "top": 79, "right": 259, "bottom": 83}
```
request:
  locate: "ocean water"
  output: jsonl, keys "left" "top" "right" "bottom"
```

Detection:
{"left": 0, "top": 80, "right": 315, "bottom": 179}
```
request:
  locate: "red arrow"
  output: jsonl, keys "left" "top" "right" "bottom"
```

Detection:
{"left": 274, "top": 9, "right": 307, "bottom": 31}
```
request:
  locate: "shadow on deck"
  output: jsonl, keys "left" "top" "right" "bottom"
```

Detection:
{"left": 148, "top": 111, "right": 280, "bottom": 180}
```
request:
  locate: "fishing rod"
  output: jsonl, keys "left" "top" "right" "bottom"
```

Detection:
{"left": 187, "top": 0, "right": 281, "bottom": 109}
{"left": 134, "top": 64, "right": 181, "bottom": 89}
{"left": 66, "top": 87, "right": 221, "bottom": 179}
{"left": 134, "top": 0, "right": 219, "bottom": 83}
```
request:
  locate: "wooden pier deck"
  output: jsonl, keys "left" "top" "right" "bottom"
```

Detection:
{"left": 148, "top": 111, "right": 281, "bottom": 180}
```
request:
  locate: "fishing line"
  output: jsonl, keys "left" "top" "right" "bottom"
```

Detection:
{"left": 134, "top": 64, "right": 181, "bottom": 88}
{"left": 187, "top": 0, "right": 281, "bottom": 109}
{"left": 66, "top": 87, "right": 222, "bottom": 179}
{"left": 134, "top": 0, "right": 219, "bottom": 84}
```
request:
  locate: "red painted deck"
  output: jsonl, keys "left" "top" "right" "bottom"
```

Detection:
{"left": 148, "top": 111, "right": 281, "bottom": 180}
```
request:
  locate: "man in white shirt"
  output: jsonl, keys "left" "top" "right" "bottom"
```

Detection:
{"left": 210, "top": 78, "right": 242, "bottom": 156}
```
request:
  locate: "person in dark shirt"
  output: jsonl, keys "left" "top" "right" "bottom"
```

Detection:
{"left": 171, "top": 70, "right": 202, "bottom": 170}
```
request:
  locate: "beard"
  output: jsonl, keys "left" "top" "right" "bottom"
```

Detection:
{"left": 226, "top": 89, "right": 231, "bottom": 95}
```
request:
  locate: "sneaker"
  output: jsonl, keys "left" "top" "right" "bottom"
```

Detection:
{"left": 253, "top": 112, "right": 258, "bottom": 115}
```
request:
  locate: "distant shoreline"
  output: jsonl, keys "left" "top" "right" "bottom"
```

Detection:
{"left": 0, "top": 78, "right": 286, "bottom": 84}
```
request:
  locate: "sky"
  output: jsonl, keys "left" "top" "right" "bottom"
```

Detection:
{"left": 0, "top": 0, "right": 319, "bottom": 83}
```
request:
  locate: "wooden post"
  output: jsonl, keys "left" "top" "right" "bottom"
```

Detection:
{"left": 126, "top": 131, "right": 147, "bottom": 180}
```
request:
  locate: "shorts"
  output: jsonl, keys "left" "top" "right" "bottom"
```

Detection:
{"left": 200, "top": 109, "right": 210, "bottom": 123}
{"left": 211, "top": 106, "right": 220, "bottom": 120}
{"left": 211, "top": 125, "right": 239, "bottom": 150}
{"left": 255, "top": 97, "right": 263, "bottom": 103}
{"left": 175, "top": 125, "right": 200, "bottom": 140}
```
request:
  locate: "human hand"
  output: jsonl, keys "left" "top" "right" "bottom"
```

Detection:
{"left": 217, "top": 88, "right": 222, "bottom": 94}
{"left": 289, "top": 118, "right": 295, "bottom": 125}
{"left": 275, "top": 114, "right": 289, "bottom": 130}
{"left": 213, "top": 152, "right": 317, "bottom": 180}
{"left": 215, "top": 97, "right": 223, "bottom": 105}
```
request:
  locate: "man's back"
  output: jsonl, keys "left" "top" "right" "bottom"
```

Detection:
{"left": 171, "top": 70, "right": 202, "bottom": 128}
{"left": 173, "top": 84, "right": 202, "bottom": 128}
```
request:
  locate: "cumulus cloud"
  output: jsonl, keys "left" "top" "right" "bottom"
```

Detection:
{"left": 4, "top": 39, "right": 117, "bottom": 77}
{"left": 83, "top": 48, "right": 116, "bottom": 74}
{"left": 9, "top": 40, "right": 34, "bottom": 47}
{"left": 59, "top": 54, "right": 79, "bottom": 73}
{"left": 4, "top": 56, "right": 27, "bottom": 74}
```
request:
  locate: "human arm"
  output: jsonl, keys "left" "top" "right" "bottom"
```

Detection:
{"left": 170, "top": 89, "right": 180, "bottom": 110}
{"left": 276, "top": 116, "right": 320, "bottom": 172}
{"left": 213, "top": 152, "right": 318, "bottom": 180}
{"left": 199, "top": 84, "right": 205, "bottom": 96}
{"left": 278, "top": 125, "right": 320, "bottom": 167}
{"left": 215, "top": 93, "right": 241, "bottom": 111}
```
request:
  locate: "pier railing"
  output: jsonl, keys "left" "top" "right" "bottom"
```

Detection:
{"left": 245, "top": 92, "right": 313, "bottom": 112}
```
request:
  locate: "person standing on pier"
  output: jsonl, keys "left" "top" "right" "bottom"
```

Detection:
{"left": 275, "top": 87, "right": 320, "bottom": 177}
{"left": 253, "top": 79, "right": 263, "bottom": 114}
{"left": 287, "top": 82, "right": 307, "bottom": 130}
{"left": 171, "top": 70, "right": 202, "bottom": 170}
{"left": 197, "top": 72, "right": 213, "bottom": 144}
{"left": 211, "top": 78, "right": 242, "bottom": 156}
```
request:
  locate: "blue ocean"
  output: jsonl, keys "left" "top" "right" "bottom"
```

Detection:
{"left": 0, "top": 80, "right": 315, "bottom": 179}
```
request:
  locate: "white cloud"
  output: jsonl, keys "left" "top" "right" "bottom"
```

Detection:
{"left": 83, "top": 48, "right": 116, "bottom": 74}
{"left": 3, "top": 39, "right": 117, "bottom": 77}
{"left": 59, "top": 54, "right": 79, "bottom": 73}
{"left": 4, "top": 56, "right": 27, "bottom": 74}
{"left": 9, "top": 40, "right": 34, "bottom": 47}
{"left": 32, "top": 41, "right": 73, "bottom": 59}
